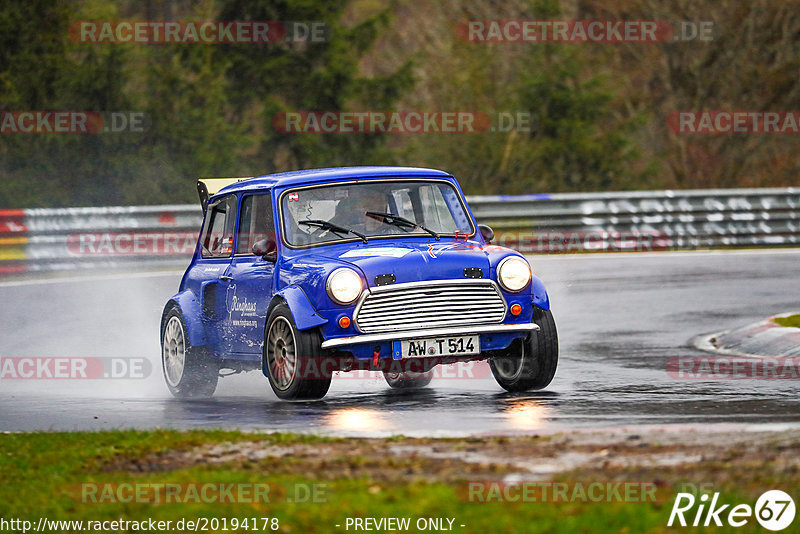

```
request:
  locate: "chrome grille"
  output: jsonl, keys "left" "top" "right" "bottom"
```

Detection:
{"left": 354, "top": 280, "right": 507, "bottom": 333}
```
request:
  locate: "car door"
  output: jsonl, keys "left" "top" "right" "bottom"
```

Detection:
{"left": 220, "top": 192, "right": 276, "bottom": 357}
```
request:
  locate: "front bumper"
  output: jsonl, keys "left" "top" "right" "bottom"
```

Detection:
{"left": 320, "top": 322, "right": 539, "bottom": 350}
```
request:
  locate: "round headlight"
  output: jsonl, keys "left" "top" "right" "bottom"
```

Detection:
{"left": 497, "top": 256, "right": 531, "bottom": 292}
{"left": 326, "top": 268, "right": 363, "bottom": 305}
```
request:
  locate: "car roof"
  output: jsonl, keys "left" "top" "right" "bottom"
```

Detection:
{"left": 214, "top": 166, "right": 454, "bottom": 196}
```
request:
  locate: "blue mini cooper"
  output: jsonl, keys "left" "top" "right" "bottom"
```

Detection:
{"left": 161, "top": 167, "right": 557, "bottom": 400}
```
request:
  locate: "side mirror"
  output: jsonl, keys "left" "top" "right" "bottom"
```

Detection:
{"left": 478, "top": 224, "right": 494, "bottom": 244}
{"left": 252, "top": 238, "right": 277, "bottom": 262}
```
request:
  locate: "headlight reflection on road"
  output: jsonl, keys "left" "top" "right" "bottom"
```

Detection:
{"left": 326, "top": 407, "right": 391, "bottom": 432}
{"left": 502, "top": 399, "right": 549, "bottom": 430}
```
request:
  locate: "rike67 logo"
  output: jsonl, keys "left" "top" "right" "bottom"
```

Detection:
{"left": 669, "top": 490, "right": 795, "bottom": 531}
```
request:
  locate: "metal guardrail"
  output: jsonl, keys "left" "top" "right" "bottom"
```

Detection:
{"left": 0, "top": 206, "right": 202, "bottom": 275}
{"left": 468, "top": 187, "right": 800, "bottom": 252}
{"left": 1, "top": 188, "right": 798, "bottom": 275}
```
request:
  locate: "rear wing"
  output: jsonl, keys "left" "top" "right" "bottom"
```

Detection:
{"left": 196, "top": 177, "right": 253, "bottom": 211}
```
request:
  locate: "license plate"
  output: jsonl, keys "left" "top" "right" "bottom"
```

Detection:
{"left": 393, "top": 335, "right": 480, "bottom": 359}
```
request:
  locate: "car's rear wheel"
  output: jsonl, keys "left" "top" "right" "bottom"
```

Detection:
{"left": 383, "top": 369, "right": 433, "bottom": 390}
{"left": 161, "top": 306, "right": 219, "bottom": 398}
{"left": 264, "top": 303, "right": 332, "bottom": 400}
{"left": 490, "top": 306, "right": 558, "bottom": 392}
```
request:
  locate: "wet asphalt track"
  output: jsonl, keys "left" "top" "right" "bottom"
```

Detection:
{"left": 1, "top": 249, "right": 799, "bottom": 436}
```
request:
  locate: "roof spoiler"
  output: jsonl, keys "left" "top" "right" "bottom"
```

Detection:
{"left": 196, "top": 177, "right": 253, "bottom": 211}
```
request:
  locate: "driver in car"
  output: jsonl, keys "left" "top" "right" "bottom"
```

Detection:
{"left": 330, "top": 188, "right": 393, "bottom": 236}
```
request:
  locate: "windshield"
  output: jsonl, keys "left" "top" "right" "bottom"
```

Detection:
{"left": 281, "top": 180, "right": 474, "bottom": 247}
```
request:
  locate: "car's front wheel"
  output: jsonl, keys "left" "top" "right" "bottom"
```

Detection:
{"left": 490, "top": 306, "right": 558, "bottom": 392}
{"left": 161, "top": 306, "right": 219, "bottom": 398}
{"left": 264, "top": 303, "right": 332, "bottom": 400}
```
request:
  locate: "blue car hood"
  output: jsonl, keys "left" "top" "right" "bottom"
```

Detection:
{"left": 320, "top": 240, "right": 493, "bottom": 286}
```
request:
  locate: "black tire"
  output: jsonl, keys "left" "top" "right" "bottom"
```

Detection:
{"left": 383, "top": 369, "right": 433, "bottom": 390}
{"left": 264, "top": 303, "right": 332, "bottom": 400}
{"left": 490, "top": 307, "right": 558, "bottom": 392}
{"left": 161, "top": 306, "right": 219, "bottom": 398}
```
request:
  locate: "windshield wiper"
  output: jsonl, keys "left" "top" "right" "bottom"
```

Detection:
{"left": 299, "top": 219, "right": 368, "bottom": 244}
{"left": 365, "top": 211, "right": 440, "bottom": 241}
